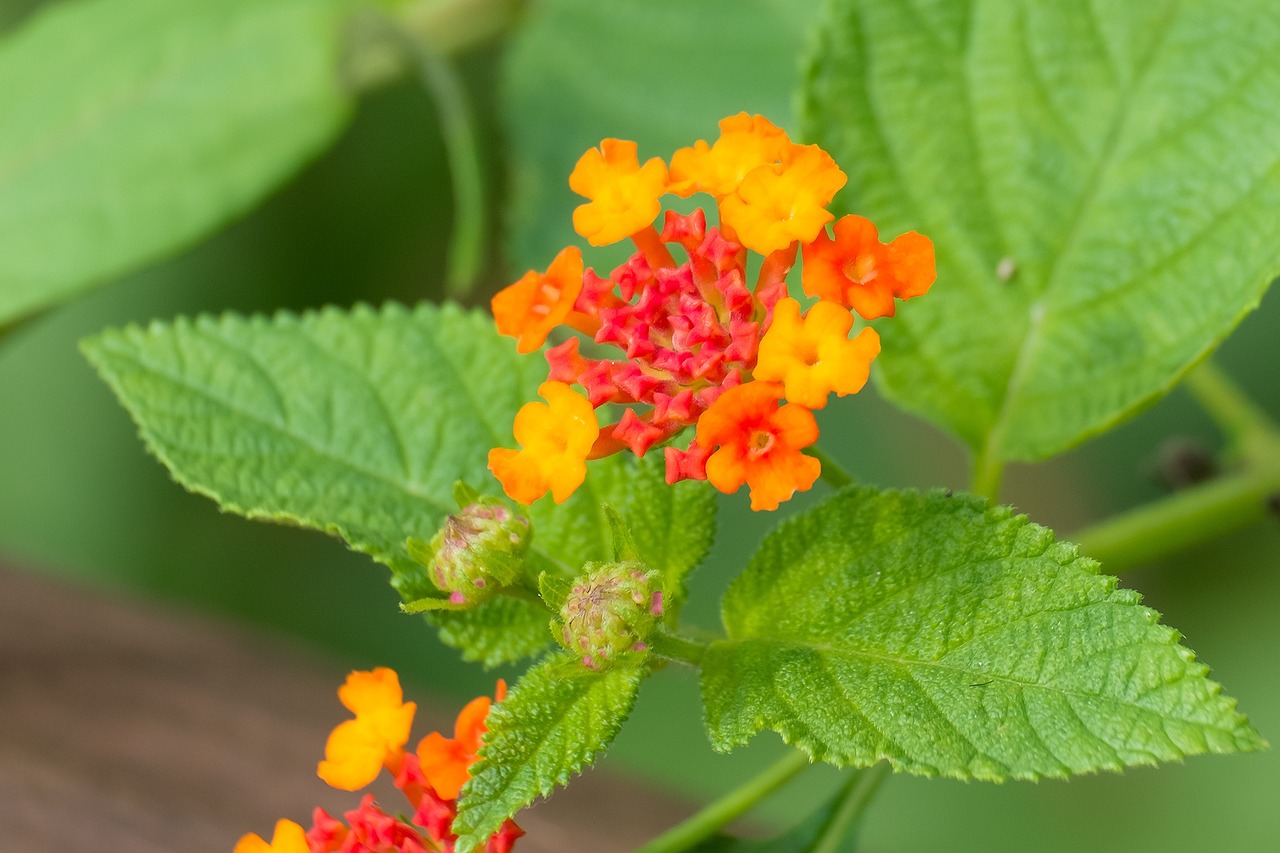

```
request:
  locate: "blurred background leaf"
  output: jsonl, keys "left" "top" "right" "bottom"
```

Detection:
{"left": 0, "top": 0, "right": 356, "bottom": 327}
{"left": 0, "top": 1, "right": 1277, "bottom": 850}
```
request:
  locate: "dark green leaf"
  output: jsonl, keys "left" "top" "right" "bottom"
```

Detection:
{"left": 702, "top": 486, "right": 1263, "bottom": 780}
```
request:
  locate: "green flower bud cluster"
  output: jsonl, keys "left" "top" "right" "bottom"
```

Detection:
{"left": 417, "top": 496, "right": 531, "bottom": 605}
{"left": 558, "top": 561, "right": 664, "bottom": 669}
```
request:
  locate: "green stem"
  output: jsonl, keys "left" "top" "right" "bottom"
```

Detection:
{"left": 650, "top": 630, "right": 709, "bottom": 667}
{"left": 809, "top": 762, "right": 891, "bottom": 853}
{"left": 633, "top": 751, "right": 812, "bottom": 853}
{"left": 1183, "top": 359, "right": 1278, "bottom": 452}
{"left": 405, "top": 38, "right": 487, "bottom": 300}
{"left": 1074, "top": 361, "right": 1280, "bottom": 572}
{"left": 807, "top": 444, "right": 854, "bottom": 489}
{"left": 1073, "top": 455, "right": 1280, "bottom": 573}
{"left": 969, "top": 444, "right": 1004, "bottom": 503}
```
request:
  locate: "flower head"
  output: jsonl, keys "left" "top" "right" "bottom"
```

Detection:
{"left": 695, "top": 381, "right": 821, "bottom": 511}
{"left": 754, "top": 297, "right": 881, "bottom": 409}
{"left": 802, "top": 214, "right": 936, "bottom": 319}
{"left": 570, "top": 138, "right": 669, "bottom": 246}
{"left": 492, "top": 246, "right": 584, "bottom": 354}
{"left": 416, "top": 680, "right": 506, "bottom": 800}
{"left": 489, "top": 381, "right": 600, "bottom": 505}
{"left": 234, "top": 819, "right": 308, "bottom": 853}
{"left": 317, "top": 668, "right": 417, "bottom": 791}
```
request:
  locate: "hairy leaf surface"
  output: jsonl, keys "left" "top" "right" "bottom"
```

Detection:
{"left": 83, "top": 303, "right": 715, "bottom": 664}
{"left": 454, "top": 654, "right": 647, "bottom": 852}
{"left": 802, "top": 0, "right": 1280, "bottom": 460}
{"left": 701, "top": 487, "right": 1263, "bottom": 780}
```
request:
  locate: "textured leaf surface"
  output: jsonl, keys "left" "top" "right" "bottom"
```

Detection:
{"left": 501, "top": 0, "right": 805, "bottom": 269}
{"left": 701, "top": 487, "right": 1263, "bottom": 780}
{"left": 802, "top": 0, "right": 1280, "bottom": 460}
{"left": 0, "top": 0, "right": 353, "bottom": 326}
{"left": 83, "top": 303, "right": 715, "bottom": 664}
{"left": 454, "top": 654, "right": 647, "bottom": 852}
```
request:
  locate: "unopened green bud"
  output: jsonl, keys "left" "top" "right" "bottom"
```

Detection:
{"left": 559, "top": 561, "right": 664, "bottom": 669}
{"left": 414, "top": 498, "right": 531, "bottom": 605}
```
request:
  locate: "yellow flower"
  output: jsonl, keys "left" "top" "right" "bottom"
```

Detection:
{"left": 754, "top": 297, "right": 880, "bottom": 409}
{"left": 569, "top": 138, "right": 669, "bottom": 246}
{"left": 668, "top": 112, "right": 791, "bottom": 199}
{"left": 720, "top": 144, "right": 846, "bottom": 255}
{"left": 232, "top": 819, "right": 308, "bottom": 853}
{"left": 491, "top": 246, "right": 584, "bottom": 354}
{"left": 489, "top": 381, "right": 600, "bottom": 504}
{"left": 316, "top": 668, "right": 417, "bottom": 791}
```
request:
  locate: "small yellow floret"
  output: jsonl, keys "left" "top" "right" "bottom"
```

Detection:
{"left": 489, "top": 382, "right": 600, "bottom": 505}
{"left": 755, "top": 298, "right": 880, "bottom": 409}
{"left": 720, "top": 145, "right": 846, "bottom": 255}
{"left": 668, "top": 113, "right": 792, "bottom": 199}
{"left": 569, "top": 138, "right": 669, "bottom": 246}
{"left": 317, "top": 668, "right": 417, "bottom": 791}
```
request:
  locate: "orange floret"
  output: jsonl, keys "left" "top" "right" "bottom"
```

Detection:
{"left": 719, "top": 144, "right": 846, "bottom": 255}
{"left": 233, "top": 819, "right": 308, "bottom": 853}
{"left": 801, "top": 214, "right": 936, "bottom": 319}
{"left": 668, "top": 113, "right": 792, "bottom": 199}
{"left": 317, "top": 668, "right": 418, "bottom": 791}
{"left": 417, "top": 680, "right": 506, "bottom": 800}
{"left": 492, "top": 246, "right": 584, "bottom": 354}
{"left": 569, "top": 138, "right": 669, "bottom": 246}
{"left": 489, "top": 382, "right": 600, "bottom": 505}
{"left": 696, "top": 381, "right": 821, "bottom": 511}
{"left": 755, "top": 298, "right": 881, "bottom": 409}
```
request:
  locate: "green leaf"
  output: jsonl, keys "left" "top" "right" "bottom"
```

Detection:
{"left": 454, "top": 653, "right": 648, "bottom": 853}
{"left": 801, "top": 0, "right": 1280, "bottom": 461}
{"left": 501, "top": 0, "right": 807, "bottom": 270}
{"left": 82, "top": 302, "right": 716, "bottom": 664}
{"left": 0, "top": 0, "right": 354, "bottom": 326}
{"left": 701, "top": 486, "right": 1263, "bottom": 780}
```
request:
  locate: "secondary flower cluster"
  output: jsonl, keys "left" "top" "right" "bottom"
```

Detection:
{"left": 489, "top": 114, "right": 934, "bottom": 511}
{"left": 234, "top": 668, "right": 522, "bottom": 853}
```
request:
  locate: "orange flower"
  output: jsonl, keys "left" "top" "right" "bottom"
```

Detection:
{"left": 233, "top": 819, "right": 308, "bottom": 853}
{"left": 317, "top": 668, "right": 418, "bottom": 791}
{"left": 755, "top": 298, "right": 881, "bottom": 409}
{"left": 668, "top": 113, "right": 792, "bottom": 199}
{"left": 417, "top": 680, "right": 506, "bottom": 800}
{"left": 569, "top": 138, "right": 669, "bottom": 246}
{"left": 719, "top": 144, "right": 846, "bottom": 255}
{"left": 492, "top": 246, "right": 584, "bottom": 354}
{"left": 696, "top": 381, "right": 821, "bottom": 511}
{"left": 802, "top": 214, "right": 936, "bottom": 319}
{"left": 489, "top": 382, "right": 600, "bottom": 504}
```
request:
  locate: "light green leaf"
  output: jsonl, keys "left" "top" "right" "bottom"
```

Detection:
{"left": 702, "top": 486, "right": 1263, "bottom": 780}
{"left": 501, "top": 0, "right": 806, "bottom": 269}
{"left": 454, "top": 653, "right": 647, "bottom": 853}
{"left": 0, "top": 0, "right": 354, "bottom": 326}
{"left": 802, "top": 0, "right": 1280, "bottom": 460}
{"left": 82, "top": 302, "right": 716, "bottom": 664}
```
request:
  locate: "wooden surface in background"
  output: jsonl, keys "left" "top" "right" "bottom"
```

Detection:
{"left": 0, "top": 565, "right": 688, "bottom": 852}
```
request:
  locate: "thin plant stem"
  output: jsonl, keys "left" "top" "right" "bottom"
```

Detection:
{"left": 403, "top": 34, "right": 487, "bottom": 300}
{"left": 809, "top": 762, "right": 892, "bottom": 853}
{"left": 633, "top": 750, "right": 812, "bottom": 853}
{"left": 1182, "top": 359, "right": 1278, "bottom": 451}
{"left": 808, "top": 444, "right": 855, "bottom": 489}
{"left": 650, "top": 630, "right": 709, "bottom": 667}
{"left": 969, "top": 444, "right": 1004, "bottom": 503}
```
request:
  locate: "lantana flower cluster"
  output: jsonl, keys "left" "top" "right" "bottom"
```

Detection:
{"left": 489, "top": 114, "right": 935, "bottom": 511}
{"left": 234, "top": 668, "right": 522, "bottom": 853}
